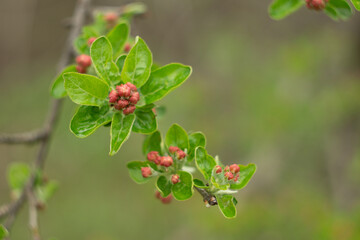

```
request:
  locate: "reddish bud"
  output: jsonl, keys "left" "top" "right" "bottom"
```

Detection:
{"left": 176, "top": 150, "right": 186, "bottom": 160}
{"left": 108, "top": 90, "right": 118, "bottom": 103}
{"left": 229, "top": 164, "right": 240, "bottom": 174}
{"left": 169, "top": 146, "right": 180, "bottom": 154}
{"left": 160, "top": 194, "right": 172, "bottom": 204}
{"left": 76, "top": 65, "right": 87, "bottom": 73}
{"left": 126, "top": 82, "right": 137, "bottom": 91}
{"left": 124, "top": 43, "right": 132, "bottom": 53}
{"left": 155, "top": 191, "right": 162, "bottom": 199}
{"left": 104, "top": 12, "right": 118, "bottom": 23}
{"left": 123, "top": 105, "right": 136, "bottom": 115}
{"left": 224, "top": 166, "right": 230, "bottom": 172}
{"left": 224, "top": 171, "right": 234, "bottom": 180}
{"left": 87, "top": 37, "right": 96, "bottom": 46}
{"left": 306, "top": 0, "right": 328, "bottom": 10}
{"left": 160, "top": 156, "right": 173, "bottom": 167}
{"left": 116, "top": 84, "right": 131, "bottom": 98}
{"left": 129, "top": 92, "right": 140, "bottom": 104}
{"left": 171, "top": 174, "right": 180, "bottom": 184}
{"left": 76, "top": 54, "right": 92, "bottom": 68}
{"left": 141, "top": 167, "right": 152, "bottom": 178}
{"left": 215, "top": 165, "right": 222, "bottom": 174}
{"left": 116, "top": 99, "right": 129, "bottom": 109}
{"left": 152, "top": 108, "right": 157, "bottom": 115}
{"left": 147, "top": 151, "right": 159, "bottom": 162}
{"left": 233, "top": 173, "right": 240, "bottom": 182}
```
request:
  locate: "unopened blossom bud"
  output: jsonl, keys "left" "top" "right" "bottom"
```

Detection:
{"left": 126, "top": 82, "right": 137, "bottom": 91}
{"left": 105, "top": 12, "right": 118, "bottom": 22}
{"left": 224, "top": 165, "right": 230, "bottom": 172}
{"left": 155, "top": 191, "right": 161, "bottom": 199}
{"left": 108, "top": 90, "right": 118, "bottom": 103}
{"left": 147, "top": 151, "right": 159, "bottom": 162}
{"left": 171, "top": 174, "right": 180, "bottom": 184}
{"left": 306, "top": 0, "right": 328, "bottom": 10}
{"left": 141, "top": 167, "right": 152, "bottom": 178}
{"left": 161, "top": 194, "right": 172, "bottom": 204}
{"left": 123, "top": 105, "right": 136, "bottom": 115}
{"left": 233, "top": 173, "right": 240, "bottom": 182}
{"left": 215, "top": 165, "right": 222, "bottom": 174}
{"left": 116, "top": 99, "right": 129, "bottom": 109}
{"left": 169, "top": 146, "right": 180, "bottom": 154}
{"left": 160, "top": 156, "right": 173, "bottom": 167}
{"left": 116, "top": 84, "right": 131, "bottom": 98}
{"left": 87, "top": 37, "right": 96, "bottom": 46}
{"left": 76, "top": 54, "right": 92, "bottom": 68}
{"left": 76, "top": 65, "right": 87, "bottom": 73}
{"left": 124, "top": 43, "right": 132, "bottom": 52}
{"left": 129, "top": 92, "right": 140, "bottom": 104}
{"left": 229, "top": 164, "right": 240, "bottom": 174}
{"left": 224, "top": 171, "right": 234, "bottom": 180}
{"left": 176, "top": 150, "right": 186, "bottom": 160}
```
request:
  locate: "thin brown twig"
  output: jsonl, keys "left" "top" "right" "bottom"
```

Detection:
{"left": 194, "top": 186, "right": 217, "bottom": 206}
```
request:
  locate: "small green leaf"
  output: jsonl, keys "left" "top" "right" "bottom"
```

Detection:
{"left": 121, "top": 37, "right": 153, "bottom": 88}
{"left": 230, "top": 164, "right": 257, "bottom": 190}
{"left": 127, "top": 161, "right": 152, "bottom": 184}
{"left": 122, "top": 2, "right": 147, "bottom": 17}
{"left": 171, "top": 171, "right": 193, "bottom": 201}
{"left": 70, "top": 105, "right": 114, "bottom": 138}
{"left": 195, "top": 147, "right": 216, "bottom": 180}
{"left": 90, "top": 36, "right": 121, "bottom": 85}
{"left": 142, "top": 130, "right": 162, "bottom": 155}
{"left": 325, "top": 0, "right": 353, "bottom": 20}
{"left": 156, "top": 176, "right": 172, "bottom": 197}
{"left": 140, "top": 63, "right": 192, "bottom": 104}
{"left": 107, "top": 23, "right": 129, "bottom": 58}
{"left": 0, "top": 225, "right": 9, "bottom": 239}
{"left": 50, "top": 65, "right": 77, "bottom": 98}
{"left": 351, "top": 0, "right": 360, "bottom": 10}
{"left": 63, "top": 73, "right": 109, "bottom": 106}
{"left": 116, "top": 54, "right": 127, "bottom": 73}
{"left": 132, "top": 107, "right": 157, "bottom": 134}
{"left": 36, "top": 180, "right": 59, "bottom": 203}
{"left": 188, "top": 132, "right": 206, "bottom": 161}
{"left": 216, "top": 194, "right": 237, "bottom": 219}
{"left": 165, "top": 124, "right": 189, "bottom": 151}
{"left": 7, "top": 163, "right": 30, "bottom": 190}
{"left": 110, "top": 112, "right": 135, "bottom": 155}
{"left": 193, "top": 178, "right": 208, "bottom": 189}
{"left": 74, "top": 36, "right": 90, "bottom": 55}
{"left": 269, "top": 0, "right": 304, "bottom": 20}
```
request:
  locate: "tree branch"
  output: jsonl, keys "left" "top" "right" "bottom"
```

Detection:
{"left": 194, "top": 186, "right": 217, "bottom": 207}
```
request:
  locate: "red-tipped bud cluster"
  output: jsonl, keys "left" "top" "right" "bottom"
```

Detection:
{"left": 141, "top": 167, "right": 152, "bottom": 178}
{"left": 87, "top": 37, "right": 96, "bottom": 46}
{"left": 215, "top": 165, "right": 222, "bottom": 174}
{"left": 224, "top": 171, "right": 234, "bottom": 180}
{"left": 160, "top": 156, "right": 173, "bottom": 167}
{"left": 168, "top": 146, "right": 187, "bottom": 160}
{"left": 75, "top": 54, "right": 92, "bottom": 73}
{"left": 171, "top": 174, "right": 180, "bottom": 184}
{"left": 109, "top": 83, "right": 140, "bottom": 115}
{"left": 306, "top": 0, "right": 328, "bottom": 10}
{"left": 147, "top": 151, "right": 161, "bottom": 165}
{"left": 155, "top": 191, "right": 173, "bottom": 204}
{"left": 124, "top": 43, "right": 132, "bottom": 53}
{"left": 229, "top": 164, "right": 240, "bottom": 174}
{"left": 223, "top": 164, "right": 241, "bottom": 182}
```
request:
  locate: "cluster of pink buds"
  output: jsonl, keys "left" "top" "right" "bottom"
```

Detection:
{"left": 147, "top": 151, "right": 174, "bottom": 167}
{"left": 155, "top": 191, "right": 172, "bottom": 204}
{"left": 168, "top": 146, "right": 186, "bottom": 160}
{"left": 87, "top": 37, "right": 96, "bottom": 46}
{"left": 108, "top": 83, "right": 140, "bottom": 115}
{"left": 141, "top": 167, "right": 152, "bottom": 178}
{"left": 75, "top": 54, "right": 92, "bottom": 73}
{"left": 215, "top": 164, "right": 241, "bottom": 182}
{"left": 306, "top": 0, "right": 328, "bottom": 10}
{"left": 104, "top": 12, "right": 118, "bottom": 28}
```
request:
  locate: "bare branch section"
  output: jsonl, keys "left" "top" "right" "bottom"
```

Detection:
{"left": 0, "top": 130, "right": 47, "bottom": 144}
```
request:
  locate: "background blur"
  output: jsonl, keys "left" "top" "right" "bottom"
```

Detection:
{"left": 1, "top": 0, "right": 360, "bottom": 239}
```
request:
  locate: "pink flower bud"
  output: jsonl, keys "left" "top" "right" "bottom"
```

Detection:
{"left": 306, "top": 0, "right": 328, "bottom": 10}
{"left": 116, "top": 84, "right": 131, "bottom": 98}
{"left": 116, "top": 99, "right": 129, "bottom": 109}
{"left": 123, "top": 105, "right": 136, "bottom": 115}
{"left": 160, "top": 194, "right": 172, "bottom": 204}
{"left": 129, "top": 92, "right": 140, "bottom": 104}
{"left": 108, "top": 90, "right": 118, "bottom": 103}
{"left": 126, "top": 82, "right": 137, "bottom": 91}
{"left": 76, "top": 54, "right": 92, "bottom": 68}
{"left": 155, "top": 191, "right": 161, "bottom": 199}
{"left": 104, "top": 12, "right": 118, "bottom": 23}
{"left": 141, "top": 167, "right": 152, "bottom": 178}
{"left": 229, "top": 164, "right": 240, "bottom": 174}
{"left": 87, "top": 37, "right": 96, "bottom": 46}
{"left": 233, "top": 173, "right": 240, "bottom": 182}
{"left": 147, "top": 151, "right": 159, "bottom": 162}
{"left": 171, "top": 174, "right": 180, "bottom": 184}
{"left": 224, "top": 166, "right": 230, "bottom": 172}
{"left": 176, "top": 150, "right": 186, "bottom": 160}
{"left": 124, "top": 43, "right": 132, "bottom": 53}
{"left": 169, "top": 146, "right": 180, "bottom": 154}
{"left": 224, "top": 171, "right": 234, "bottom": 180}
{"left": 76, "top": 65, "right": 86, "bottom": 73}
{"left": 215, "top": 165, "right": 222, "bottom": 174}
{"left": 160, "top": 156, "right": 173, "bottom": 167}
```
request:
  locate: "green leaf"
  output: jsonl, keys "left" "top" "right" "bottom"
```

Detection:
{"left": 140, "top": 63, "right": 192, "bottom": 104}
{"left": 7, "top": 163, "right": 30, "bottom": 190}
{"left": 74, "top": 36, "right": 90, "bottom": 55}
{"left": 36, "top": 180, "right": 59, "bottom": 203}
{"left": 165, "top": 124, "right": 189, "bottom": 151}
{"left": 268, "top": 0, "right": 304, "bottom": 20}
{"left": 132, "top": 107, "right": 157, "bottom": 134}
{"left": 230, "top": 164, "right": 257, "bottom": 190}
{"left": 171, "top": 171, "right": 193, "bottom": 201}
{"left": 122, "top": 2, "right": 147, "bottom": 17}
{"left": 216, "top": 194, "right": 237, "bottom": 219}
{"left": 107, "top": 23, "right": 129, "bottom": 58}
{"left": 90, "top": 36, "right": 121, "bottom": 85}
{"left": 325, "top": 0, "right": 353, "bottom": 20}
{"left": 127, "top": 161, "right": 152, "bottom": 184}
{"left": 110, "top": 112, "right": 135, "bottom": 155}
{"left": 50, "top": 65, "right": 77, "bottom": 98}
{"left": 0, "top": 225, "right": 9, "bottom": 239}
{"left": 121, "top": 37, "right": 153, "bottom": 88}
{"left": 63, "top": 73, "right": 109, "bottom": 106}
{"left": 188, "top": 132, "right": 206, "bottom": 161}
{"left": 195, "top": 147, "right": 216, "bottom": 180}
{"left": 116, "top": 54, "right": 127, "bottom": 73}
{"left": 351, "top": 0, "right": 360, "bottom": 10}
{"left": 70, "top": 105, "right": 114, "bottom": 138}
{"left": 156, "top": 176, "right": 172, "bottom": 197}
{"left": 193, "top": 178, "right": 208, "bottom": 189}
{"left": 142, "top": 130, "right": 162, "bottom": 155}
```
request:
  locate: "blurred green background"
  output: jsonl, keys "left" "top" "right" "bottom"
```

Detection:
{"left": 1, "top": 0, "right": 360, "bottom": 239}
